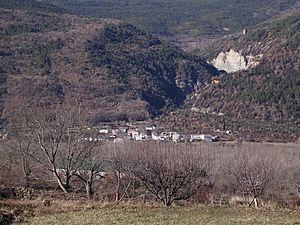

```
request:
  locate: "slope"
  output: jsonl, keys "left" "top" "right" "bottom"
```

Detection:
{"left": 0, "top": 7, "right": 218, "bottom": 124}
{"left": 41, "top": 0, "right": 300, "bottom": 42}
{"left": 192, "top": 11, "right": 300, "bottom": 123}
{"left": 153, "top": 11, "right": 300, "bottom": 141}
{"left": 0, "top": 0, "right": 65, "bottom": 14}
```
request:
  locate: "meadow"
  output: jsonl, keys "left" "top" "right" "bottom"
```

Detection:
{"left": 23, "top": 204, "right": 300, "bottom": 225}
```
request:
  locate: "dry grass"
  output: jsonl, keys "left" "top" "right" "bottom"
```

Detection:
{"left": 20, "top": 204, "right": 300, "bottom": 225}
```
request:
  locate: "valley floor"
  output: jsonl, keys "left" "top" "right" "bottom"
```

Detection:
{"left": 23, "top": 205, "right": 300, "bottom": 225}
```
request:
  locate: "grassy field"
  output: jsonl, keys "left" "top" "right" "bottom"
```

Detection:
{"left": 24, "top": 205, "right": 300, "bottom": 225}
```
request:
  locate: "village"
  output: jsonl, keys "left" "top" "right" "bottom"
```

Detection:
{"left": 83, "top": 122, "right": 233, "bottom": 143}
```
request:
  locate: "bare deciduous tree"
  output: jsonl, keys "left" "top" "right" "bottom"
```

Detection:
{"left": 121, "top": 142, "right": 211, "bottom": 207}
{"left": 227, "top": 149, "right": 282, "bottom": 208}
{"left": 27, "top": 103, "right": 99, "bottom": 194}
{"left": 110, "top": 145, "right": 133, "bottom": 203}
{"left": 73, "top": 145, "right": 106, "bottom": 199}
{"left": 6, "top": 127, "right": 37, "bottom": 187}
{"left": 0, "top": 141, "right": 14, "bottom": 184}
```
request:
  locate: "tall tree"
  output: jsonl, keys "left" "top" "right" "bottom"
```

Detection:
{"left": 26, "top": 102, "right": 99, "bottom": 193}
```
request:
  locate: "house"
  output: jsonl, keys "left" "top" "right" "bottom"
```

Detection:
{"left": 145, "top": 125, "right": 156, "bottom": 131}
{"left": 160, "top": 132, "right": 172, "bottom": 140}
{"left": 190, "top": 134, "right": 218, "bottom": 142}
{"left": 190, "top": 134, "right": 203, "bottom": 142}
{"left": 151, "top": 132, "right": 165, "bottom": 141}
{"left": 99, "top": 127, "right": 109, "bottom": 134}
{"left": 56, "top": 160, "right": 126, "bottom": 181}
{"left": 133, "top": 133, "right": 148, "bottom": 141}
{"left": 171, "top": 132, "right": 181, "bottom": 142}
{"left": 200, "top": 134, "right": 218, "bottom": 142}
{"left": 127, "top": 129, "right": 147, "bottom": 141}
{"left": 127, "top": 129, "right": 139, "bottom": 137}
{"left": 145, "top": 125, "right": 156, "bottom": 135}
{"left": 151, "top": 132, "right": 160, "bottom": 141}
{"left": 119, "top": 127, "right": 128, "bottom": 133}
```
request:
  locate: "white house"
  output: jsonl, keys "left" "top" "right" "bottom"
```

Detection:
{"left": 200, "top": 134, "right": 217, "bottom": 142}
{"left": 99, "top": 128, "right": 109, "bottom": 134}
{"left": 151, "top": 132, "right": 165, "bottom": 141}
{"left": 128, "top": 129, "right": 139, "bottom": 137}
{"left": 190, "top": 134, "right": 202, "bottom": 142}
{"left": 145, "top": 125, "right": 156, "bottom": 131}
{"left": 171, "top": 132, "right": 180, "bottom": 142}
{"left": 133, "top": 133, "right": 148, "bottom": 141}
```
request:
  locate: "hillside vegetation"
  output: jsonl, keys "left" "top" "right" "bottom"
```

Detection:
{"left": 0, "top": 0, "right": 65, "bottom": 14}
{"left": 0, "top": 7, "right": 217, "bottom": 124}
{"left": 41, "top": 0, "right": 300, "bottom": 39}
{"left": 191, "top": 11, "right": 300, "bottom": 124}
{"left": 154, "top": 11, "right": 300, "bottom": 141}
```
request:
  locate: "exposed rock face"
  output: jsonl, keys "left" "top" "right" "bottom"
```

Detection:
{"left": 212, "top": 49, "right": 261, "bottom": 73}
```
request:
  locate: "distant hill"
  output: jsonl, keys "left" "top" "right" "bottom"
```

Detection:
{"left": 0, "top": 8, "right": 217, "bottom": 124}
{"left": 151, "top": 11, "right": 299, "bottom": 141}
{"left": 0, "top": 0, "right": 65, "bottom": 14}
{"left": 40, "top": 0, "right": 300, "bottom": 41}
{"left": 191, "top": 11, "right": 300, "bottom": 123}
{"left": 153, "top": 11, "right": 300, "bottom": 142}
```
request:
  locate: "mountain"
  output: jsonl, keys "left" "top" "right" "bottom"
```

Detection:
{"left": 0, "top": 7, "right": 218, "bottom": 124}
{"left": 0, "top": 0, "right": 65, "bottom": 14}
{"left": 192, "top": 11, "right": 300, "bottom": 123}
{"left": 40, "top": 0, "right": 300, "bottom": 45}
{"left": 156, "top": 11, "right": 300, "bottom": 141}
{"left": 0, "top": 0, "right": 299, "bottom": 141}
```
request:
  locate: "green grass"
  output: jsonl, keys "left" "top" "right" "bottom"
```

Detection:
{"left": 25, "top": 205, "right": 300, "bottom": 225}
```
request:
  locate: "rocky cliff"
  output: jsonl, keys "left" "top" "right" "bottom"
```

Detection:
{"left": 211, "top": 49, "right": 262, "bottom": 73}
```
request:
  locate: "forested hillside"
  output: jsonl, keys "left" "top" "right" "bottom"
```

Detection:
{"left": 41, "top": 0, "right": 300, "bottom": 39}
{"left": 0, "top": 7, "right": 217, "bottom": 125}
{"left": 192, "top": 11, "right": 300, "bottom": 123}
{"left": 0, "top": 0, "right": 65, "bottom": 14}
{"left": 153, "top": 11, "right": 300, "bottom": 141}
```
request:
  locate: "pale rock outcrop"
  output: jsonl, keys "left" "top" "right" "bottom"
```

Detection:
{"left": 212, "top": 49, "right": 262, "bottom": 73}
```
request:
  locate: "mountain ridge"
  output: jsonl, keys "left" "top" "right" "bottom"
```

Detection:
{"left": 40, "top": 0, "right": 300, "bottom": 46}
{"left": 0, "top": 7, "right": 218, "bottom": 125}
{"left": 0, "top": 0, "right": 66, "bottom": 14}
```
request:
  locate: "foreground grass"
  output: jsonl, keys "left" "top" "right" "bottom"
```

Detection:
{"left": 25, "top": 205, "right": 300, "bottom": 225}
